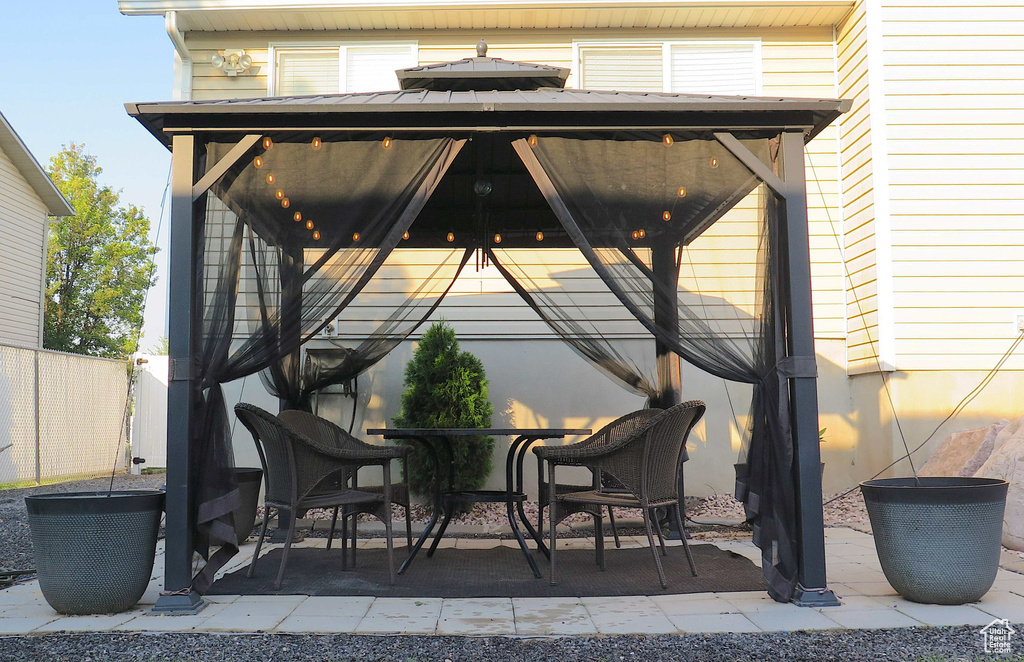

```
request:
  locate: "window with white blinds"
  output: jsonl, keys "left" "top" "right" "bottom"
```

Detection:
{"left": 579, "top": 47, "right": 663, "bottom": 92}
{"left": 272, "top": 44, "right": 417, "bottom": 96}
{"left": 576, "top": 42, "right": 759, "bottom": 95}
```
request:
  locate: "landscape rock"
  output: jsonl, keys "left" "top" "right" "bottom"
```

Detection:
{"left": 976, "top": 428, "right": 1024, "bottom": 551}
{"left": 960, "top": 419, "right": 1008, "bottom": 477}
{"left": 920, "top": 425, "right": 993, "bottom": 477}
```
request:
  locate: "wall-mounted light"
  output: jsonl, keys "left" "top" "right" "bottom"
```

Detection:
{"left": 211, "top": 50, "right": 254, "bottom": 77}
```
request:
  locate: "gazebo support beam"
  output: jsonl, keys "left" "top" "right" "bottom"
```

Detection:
{"left": 191, "top": 134, "right": 261, "bottom": 202}
{"left": 778, "top": 130, "right": 839, "bottom": 607}
{"left": 652, "top": 241, "right": 681, "bottom": 409}
{"left": 153, "top": 134, "right": 206, "bottom": 615}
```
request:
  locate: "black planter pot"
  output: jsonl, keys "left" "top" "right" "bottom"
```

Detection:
{"left": 233, "top": 467, "right": 263, "bottom": 542}
{"left": 25, "top": 490, "right": 165, "bottom": 615}
{"left": 860, "top": 477, "right": 1008, "bottom": 605}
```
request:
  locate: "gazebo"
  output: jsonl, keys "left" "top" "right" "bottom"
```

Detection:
{"left": 128, "top": 43, "right": 849, "bottom": 614}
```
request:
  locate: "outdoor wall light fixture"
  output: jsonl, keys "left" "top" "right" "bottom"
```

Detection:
{"left": 211, "top": 50, "right": 253, "bottom": 76}
{"left": 473, "top": 179, "right": 492, "bottom": 197}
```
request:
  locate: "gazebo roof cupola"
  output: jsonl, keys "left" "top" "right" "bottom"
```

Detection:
{"left": 396, "top": 39, "right": 569, "bottom": 91}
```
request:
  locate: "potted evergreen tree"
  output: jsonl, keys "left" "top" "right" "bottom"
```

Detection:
{"left": 394, "top": 321, "right": 494, "bottom": 510}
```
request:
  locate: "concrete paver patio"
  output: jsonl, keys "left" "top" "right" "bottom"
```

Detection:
{"left": 2, "top": 528, "right": 1022, "bottom": 636}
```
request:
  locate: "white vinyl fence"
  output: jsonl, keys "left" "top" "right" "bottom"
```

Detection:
{"left": 0, "top": 342, "right": 130, "bottom": 485}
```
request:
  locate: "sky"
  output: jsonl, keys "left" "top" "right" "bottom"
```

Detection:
{"left": 0, "top": 3, "right": 173, "bottom": 351}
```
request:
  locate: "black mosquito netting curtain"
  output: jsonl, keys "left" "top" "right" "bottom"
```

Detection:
{"left": 188, "top": 135, "right": 464, "bottom": 591}
{"left": 511, "top": 135, "right": 799, "bottom": 601}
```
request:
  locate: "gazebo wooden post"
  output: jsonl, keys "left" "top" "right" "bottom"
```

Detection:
{"left": 652, "top": 241, "right": 681, "bottom": 409}
{"left": 778, "top": 130, "right": 839, "bottom": 607}
{"left": 153, "top": 134, "right": 206, "bottom": 614}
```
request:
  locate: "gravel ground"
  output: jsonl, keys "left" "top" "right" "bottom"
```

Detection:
{"left": 0, "top": 473, "right": 166, "bottom": 573}
{"left": 1, "top": 628, "right": 1019, "bottom": 662}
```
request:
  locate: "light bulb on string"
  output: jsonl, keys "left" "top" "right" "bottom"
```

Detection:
{"left": 266, "top": 174, "right": 275, "bottom": 184}
{"left": 631, "top": 231, "right": 639, "bottom": 240}
{"left": 710, "top": 158, "right": 719, "bottom": 168}
{"left": 536, "top": 231, "right": 544, "bottom": 241}
{"left": 663, "top": 211, "right": 672, "bottom": 221}
{"left": 305, "top": 220, "right": 314, "bottom": 230}
{"left": 262, "top": 137, "right": 273, "bottom": 150}
{"left": 311, "top": 137, "right": 322, "bottom": 150}
{"left": 352, "top": 233, "right": 361, "bottom": 242}
{"left": 293, "top": 212, "right": 302, "bottom": 222}
{"left": 253, "top": 156, "right": 264, "bottom": 168}
{"left": 446, "top": 232, "right": 455, "bottom": 243}
{"left": 638, "top": 229, "right": 646, "bottom": 238}
{"left": 382, "top": 136, "right": 392, "bottom": 149}
{"left": 677, "top": 187, "right": 686, "bottom": 198}
{"left": 402, "top": 231, "right": 410, "bottom": 240}
{"left": 663, "top": 134, "right": 673, "bottom": 146}
{"left": 493, "top": 234, "right": 502, "bottom": 244}
{"left": 275, "top": 190, "right": 284, "bottom": 199}
{"left": 312, "top": 231, "right": 321, "bottom": 241}
{"left": 281, "top": 198, "right": 290, "bottom": 208}
{"left": 528, "top": 135, "right": 538, "bottom": 147}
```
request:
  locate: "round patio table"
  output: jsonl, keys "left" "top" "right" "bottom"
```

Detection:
{"left": 367, "top": 427, "right": 591, "bottom": 578}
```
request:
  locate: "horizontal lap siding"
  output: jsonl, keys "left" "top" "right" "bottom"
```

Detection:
{"left": 0, "top": 146, "right": 47, "bottom": 348}
{"left": 838, "top": 0, "right": 880, "bottom": 372}
{"left": 188, "top": 27, "right": 842, "bottom": 342}
{"left": 881, "top": 1, "right": 1024, "bottom": 370}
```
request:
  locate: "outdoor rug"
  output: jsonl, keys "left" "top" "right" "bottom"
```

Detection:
{"left": 208, "top": 544, "right": 766, "bottom": 597}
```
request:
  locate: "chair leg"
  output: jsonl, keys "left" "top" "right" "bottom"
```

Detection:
{"left": 340, "top": 509, "right": 348, "bottom": 571}
{"left": 350, "top": 511, "right": 358, "bottom": 568}
{"left": 652, "top": 507, "right": 668, "bottom": 556}
{"left": 548, "top": 462, "right": 558, "bottom": 585}
{"left": 607, "top": 507, "right": 621, "bottom": 548}
{"left": 383, "top": 463, "right": 396, "bottom": 585}
{"left": 641, "top": 507, "right": 668, "bottom": 589}
{"left": 674, "top": 501, "right": 697, "bottom": 577}
{"left": 405, "top": 504, "right": 413, "bottom": 551}
{"left": 273, "top": 508, "right": 296, "bottom": 590}
{"left": 327, "top": 506, "right": 339, "bottom": 551}
{"left": 594, "top": 510, "right": 605, "bottom": 571}
{"left": 247, "top": 506, "right": 271, "bottom": 579}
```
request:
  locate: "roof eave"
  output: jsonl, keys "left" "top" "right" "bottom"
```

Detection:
{"left": 0, "top": 112, "right": 75, "bottom": 217}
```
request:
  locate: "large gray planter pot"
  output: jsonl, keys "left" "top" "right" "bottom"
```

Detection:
{"left": 860, "top": 477, "right": 1007, "bottom": 605}
{"left": 25, "top": 490, "right": 165, "bottom": 615}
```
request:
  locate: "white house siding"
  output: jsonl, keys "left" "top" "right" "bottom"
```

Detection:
{"left": 880, "top": 0, "right": 1024, "bottom": 371}
{"left": 0, "top": 144, "right": 48, "bottom": 348}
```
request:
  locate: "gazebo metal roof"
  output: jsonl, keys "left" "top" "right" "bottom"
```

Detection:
{"left": 396, "top": 39, "right": 570, "bottom": 91}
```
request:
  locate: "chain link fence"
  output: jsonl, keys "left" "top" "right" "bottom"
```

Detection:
{"left": 0, "top": 342, "right": 130, "bottom": 486}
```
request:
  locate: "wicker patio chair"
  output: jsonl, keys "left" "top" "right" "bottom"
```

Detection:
{"left": 277, "top": 409, "right": 414, "bottom": 565}
{"left": 234, "top": 403, "right": 407, "bottom": 588}
{"left": 534, "top": 401, "right": 706, "bottom": 588}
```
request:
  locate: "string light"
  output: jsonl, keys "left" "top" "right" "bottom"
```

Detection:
{"left": 262, "top": 137, "right": 273, "bottom": 150}
{"left": 352, "top": 232, "right": 361, "bottom": 242}
{"left": 275, "top": 190, "right": 284, "bottom": 199}
{"left": 253, "top": 156, "right": 264, "bottom": 168}
{"left": 677, "top": 187, "right": 686, "bottom": 197}
{"left": 305, "top": 220, "right": 314, "bottom": 230}
{"left": 536, "top": 231, "right": 544, "bottom": 241}
{"left": 710, "top": 157, "right": 719, "bottom": 168}
{"left": 493, "top": 234, "right": 502, "bottom": 244}
{"left": 312, "top": 230, "right": 321, "bottom": 241}
{"left": 446, "top": 232, "right": 455, "bottom": 243}
{"left": 663, "top": 134, "right": 673, "bottom": 146}
{"left": 281, "top": 198, "right": 290, "bottom": 208}
{"left": 311, "top": 137, "right": 322, "bottom": 150}
{"left": 638, "top": 229, "right": 646, "bottom": 238}
{"left": 402, "top": 231, "right": 410, "bottom": 240}
{"left": 528, "top": 135, "right": 538, "bottom": 147}
{"left": 663, "top": 211, "right": 672, "bottom": 221}
{"left": 382, "top": 136, "right": 392, "bottom": 149}
{"left": 266, "top": 174, "right": 275, "bottom": 184}
{"left": 631, "top": 231, "right": 639, "bottom": 240}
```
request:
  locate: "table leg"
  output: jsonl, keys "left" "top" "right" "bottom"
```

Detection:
{"left": 515, "top": 439, "right": 548, "bottom": 557}
{"left": 398, "top": 436, "right": 442, "bottom": 575}
{"left": 427, "top": 500, "right": 454, "bottom": 558}
{"left": 506, "top": 436, "right": 542, "bottom": 578}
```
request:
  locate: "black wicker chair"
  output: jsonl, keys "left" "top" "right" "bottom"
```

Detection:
{"left": 277, "top": 409, "right": 414, "bottom": 565}
{"left": 534, "top": 401, "right": 705, "bottom": 588}
{"left": 234, "top": 403, "right": 408, "bottom": 588}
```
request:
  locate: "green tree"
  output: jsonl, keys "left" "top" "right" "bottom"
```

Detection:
{"left": 44, "top": 143, "right": 158, "bottom": 358}
{"left": 394, "top": 321, "right": 495, "bottom": 505}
